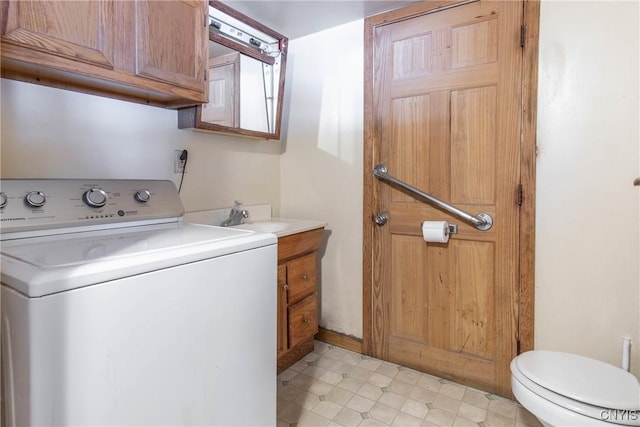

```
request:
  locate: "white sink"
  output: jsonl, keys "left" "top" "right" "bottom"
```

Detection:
{"left": 229, "top": 218, "right": 326, "bottom": 238}
{"left": 240, "top": 222, "right": 289, "bottom": 233}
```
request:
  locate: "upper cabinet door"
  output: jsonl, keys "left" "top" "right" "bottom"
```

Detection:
{"left": 1, "top": 0, "right": 208, "bottom": 108}
{"left": 135, "top": 0, "right": 207, "bottom": 91}
{"left": 1, "top": 0, "right": 115, "bottom": 69}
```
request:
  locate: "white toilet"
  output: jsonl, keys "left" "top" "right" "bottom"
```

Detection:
{"left": 511, "top": 351, "right": 640, "bottom": 426}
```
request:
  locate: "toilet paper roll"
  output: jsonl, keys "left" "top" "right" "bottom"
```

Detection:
{"left": 421, "top": 221, "right": 450, "bottom": 243}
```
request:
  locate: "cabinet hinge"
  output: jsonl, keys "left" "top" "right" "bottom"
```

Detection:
{"left": 204, "top": 13, "right": 209, "bottom": 27}
{"left": 517, "top": 339, "right": 521, "bottom": 354}
{"left": 520, "top": 25, "right": 526, "bottom": 48}
{"left": 517, "top": 184, "right": 524, "bottom": 206}
{"left": 204, "top": 69, "right": 207, "bottom": 82}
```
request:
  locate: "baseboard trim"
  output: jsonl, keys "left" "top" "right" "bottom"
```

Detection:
{"left": 315, "top": 327, "right": 363, "bottom": 354}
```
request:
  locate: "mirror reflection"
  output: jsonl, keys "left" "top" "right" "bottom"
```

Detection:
{"left": 178, "top": 1, "right": 288, "bottom": 140}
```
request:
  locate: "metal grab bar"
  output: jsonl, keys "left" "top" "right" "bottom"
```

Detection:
{"left": 373, "top": 164, "right": 493, "bottom": 231}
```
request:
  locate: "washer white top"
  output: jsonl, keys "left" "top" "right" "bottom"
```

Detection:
{"left": 515, "top": 351, "right": 640, "bottom": 411}
{"left": 1, "top": 223, "right": 276, "bottom": 297}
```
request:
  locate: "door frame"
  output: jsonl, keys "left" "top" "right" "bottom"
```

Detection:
{"left": 362, "top": 0, "right": 540, "bottom": 358}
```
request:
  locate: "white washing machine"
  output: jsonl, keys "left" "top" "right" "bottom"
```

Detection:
{"left": 0, "top": 179, "right": 277, "bottom": 426}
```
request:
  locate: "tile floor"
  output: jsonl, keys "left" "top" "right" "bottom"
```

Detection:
{"left": 277, "top": 341, "right": 542, "bottom": 427}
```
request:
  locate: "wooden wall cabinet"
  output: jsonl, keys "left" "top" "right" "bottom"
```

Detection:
{"left": 277, "top": 227, "right": 324, "bottom": 373}
{"left": 0, "top": 0, "right": 208, "bottom": 108}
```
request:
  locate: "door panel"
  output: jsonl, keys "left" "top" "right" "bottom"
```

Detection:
{"left": 1, "top": 1, "right": 115, "bottom": 69}
{"left": 450, "top": 86, "right": 496, "bottom": 205}
{"left": 369, "top": 0, "right": 523, "bottom": 396}
{"left": 135, "top": 0, "right": 206, "bottom": 91}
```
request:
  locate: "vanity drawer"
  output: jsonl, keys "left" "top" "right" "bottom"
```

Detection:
{"left": 286, "top": 252, "right": 317, "bottom": 303}
{"left": 288, "top": 294, "right": 318, "bottom": 349}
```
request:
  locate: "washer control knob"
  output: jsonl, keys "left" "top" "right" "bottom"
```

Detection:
{"left": 134, "top": 189, "right": 151, "bottom": 203}
{"left": 83, "top": 188, "right": 108, "bottom": 208}
{"left": 25, "top": 191, "right": 46, "bottom": 208}
{"left": 0, "top": 192, "right": 7, "bottom": 209}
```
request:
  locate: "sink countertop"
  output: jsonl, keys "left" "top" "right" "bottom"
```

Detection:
{"left": 231, "top": 217, "right": 327, "bottom": 238}
{"left": 183, "top": 206, "right": 325, "bottom": 238}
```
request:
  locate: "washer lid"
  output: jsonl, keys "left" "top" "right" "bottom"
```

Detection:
{"left": 515, "top": 351, "right": 640, "bottom": 411}
{"left": 1, "top": 223, "right": 276, "bottom": 297}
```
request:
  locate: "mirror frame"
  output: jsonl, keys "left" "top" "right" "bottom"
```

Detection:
{"left": 178, "top": 0, "right": 288, "bottom": 140}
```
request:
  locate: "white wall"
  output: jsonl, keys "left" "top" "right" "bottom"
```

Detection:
{"left": 534, "top": 1, "right": 640, "bottom": 375}
{"left": 0, "top": 79, "right": 281, "bottom": 214}
{"left": 280, "top": 20, "right": 364, "bottom": 338}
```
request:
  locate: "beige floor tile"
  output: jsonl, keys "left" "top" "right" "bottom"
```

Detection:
{"left": 485, "top": 409, "right": 516, "bottom": 427}
{"left": 319, "top": 369, "right": 344, "bottom": 385}
{"left": 303, "top": 365, "right": 329, "bottom": 379}
{"left": 359, "top": 357, "right": 384, "bottom": 371}
{"left": 423, "top": 408, "right": 456, "bottom": 426}
{"left": 294, "top": 390, "right": 321, "bottom": 411}
{"left": 438, "top": 382, "right": 466, "bottom": 400}
{"left": 346, "top": 394, "right": 376, "bottom": 413}
{"left": 327, "top": 387, "right": 354, "bottom": 406}
{"left": 332, "top": 407, "right": 364, "bottom": 427}
{"left": 393, "top": 411, "right": 424, "bottom": 427}
{"left": 396, "top": 368, "right": 423, "bottom": 385}
{"left": 389, "top": 377, "right": 415, "bottom": 396}
{"left": 337, "top": 377, "right": 365, "bottom": 393}
{"left": 279, "top": 369, "right": 299, "bottom": 382}
{"left": 280, "top": 384, "right": 306, "bottom": 402}
{"left": 516, "top": 406, "right": 542, "bottom": 427}
{"left": 299, "top": 410, "right": 331, "bottom": 426}
{"left": 488, "top": 399, "right": 517, "bottom": 419}
{"left": 350, "top": 365, "right": 375, "bottom": 382}
{"left": 308, "top": 379, "right": 336, "bottom": 397}
{"left": 343, "top": 353, "right": 366, "bottom": 366}
{"left": 332, "top": 361, "right": 358, "bottom": 374}
{"left": 313, "top": 400, "right": 344, "bottom": 420}
{"left": 432, "top": 394, "right": 461, "bottom": 414}
{"left": 378, "top": 390, "right": 407, "bottom": 410}
{"left": 401, "top": 398, "right": 429, "bottom": 419}
{"left": 409, "top": 385, "right": 438, "bottom": 403}
{"left": 452, "top": 416, "right": 479, "bottom": 427}
{"left": 416, "top": 375, "right": 442, "bottom": 393}
{"left": 316, "top": 356, "right": 339, "bottom": 370}
{"left": 292, "top": 373, "right": 317, "bottom": 390}
{"left": 457, "top": 402, "right": 486, "bottom": 422}
{"left": 376, "top": 362, "right": 400, "bottom": 378}
{"left": 369, "top": 402, "right": 399, "bottom": 424}
{"left": 368, "top": 372, "right": 393, "bottom": 388}
{"left": 461, "top": 388, "right": 490, "bottom": 410}
{"left": 357, "top": 383, "right": 384, "bottom": 401}
{"left": 280, "top": 403, "right": 308, "bottom": 424}
{"left": 360, "top": 418, "right": 388, "bottom": 427}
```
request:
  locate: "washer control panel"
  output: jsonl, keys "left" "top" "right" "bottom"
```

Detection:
{"left": 0, "top": 179, "right": 184, "bottom": 234}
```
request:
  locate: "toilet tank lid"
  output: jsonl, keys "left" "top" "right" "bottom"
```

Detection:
{"left": 515, "top": 351, "right": 640, "bottom": 411}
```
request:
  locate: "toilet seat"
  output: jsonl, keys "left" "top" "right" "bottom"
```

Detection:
{"left": 512, "top": 351, "right": 640, "bottom": 424}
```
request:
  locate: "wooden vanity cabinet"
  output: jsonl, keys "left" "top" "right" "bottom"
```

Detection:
{"left": 0, "top": 0, "right": 208, "bottom": 108}
{"left": 277, "top": 227, "right": 324, "bottom": 373}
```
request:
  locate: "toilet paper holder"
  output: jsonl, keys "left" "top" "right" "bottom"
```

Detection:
{"left": 448, "top": 224, "right": 458, "bottom": 234}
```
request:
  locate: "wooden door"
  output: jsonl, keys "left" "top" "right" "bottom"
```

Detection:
{"left": 366, "top": 0, "right": 525, "bottom": 396}
{"left": 135, "top": 0, "right": 207, "bottom": 91}
{"left": 1, "top": 0, "right": 115, "bottom": 69}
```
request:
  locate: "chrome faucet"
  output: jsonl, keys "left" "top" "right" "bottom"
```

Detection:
{"left": 220, "top": 201, "right": 249, "bottom": 227}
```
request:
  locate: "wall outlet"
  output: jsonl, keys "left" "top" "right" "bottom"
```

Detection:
{"left": 174, "top": 150, "right": 186, "bottom": 173}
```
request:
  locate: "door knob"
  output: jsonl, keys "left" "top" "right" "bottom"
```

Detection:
{"left": 374, "top": 213, "right": 389, "bottom": 226}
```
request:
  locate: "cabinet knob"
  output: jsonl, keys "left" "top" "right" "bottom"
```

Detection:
{"left": 283, "top": 284, "right": 289, "bottom": 291}
{"left": 302, "top": 316, "right": 310, "bottom": 324}
{"left": 302, "top": 274, "right": 310, "bottom": 281}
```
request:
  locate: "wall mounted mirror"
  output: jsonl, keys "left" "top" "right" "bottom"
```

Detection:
{"left": 178, "top": 1, "right": 288, "bottom": 140}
